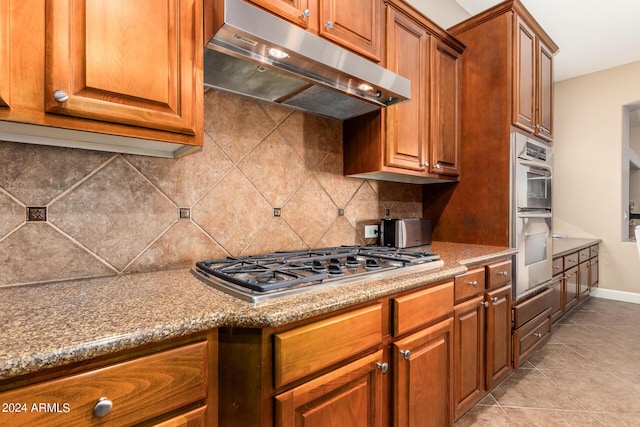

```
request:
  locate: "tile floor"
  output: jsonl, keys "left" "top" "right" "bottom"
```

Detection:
{"left": 455, "top": 297, "right": 640, "bottom": 426}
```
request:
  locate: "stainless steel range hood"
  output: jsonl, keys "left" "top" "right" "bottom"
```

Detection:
{"left": 204, "top": 0, "right": 411, "bottom": 120}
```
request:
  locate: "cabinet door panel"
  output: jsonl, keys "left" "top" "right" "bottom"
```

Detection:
{"left": 319, "top": 0, "right": 381, "bottom": 61}
{"left": 430, "top": 39, "right": 460, "bottom": 176}
{"left": 384, "top": 6, "right": 429, "bottom": 173}
{"left": 248, "top": 0, "right": 310, "bottom": 29}
{"left": 513, "top": 16, "right": 536, "bottom": 134}
{"left": 537, "top": 40, "right": 553, "bottom": 141}
{"left": 275, "top": 351, "right": 384, "bottom": 427}
{"left": 564, "top": 266, "right": 579, "bottom": 311}
{"left": 45, "top": 0, "right": 200, "bottom": 135}
{"left": 485, "top": 284, "right": 512, "bottom": 390}
{"left": 0, "top": 1, "right": 9, "bottom": 108}
{"left": 393, "top": 318, "right": 453, "bottom": 427}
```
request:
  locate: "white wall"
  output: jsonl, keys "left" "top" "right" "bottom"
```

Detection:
{"left": 554, "top": 61, "right": 640, "bottom": 294}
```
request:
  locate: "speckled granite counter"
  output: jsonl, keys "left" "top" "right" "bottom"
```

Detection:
{"left": 553, "top": 237, "right": 601, "bottom": 257}
{"left": 0, "top": 242, "right": 516, "bottom": 381}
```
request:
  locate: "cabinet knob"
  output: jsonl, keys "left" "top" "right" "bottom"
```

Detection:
{"left": 491, "top": 296, "right": 499, "bottom": 303}
{"left": 376, "top": 362, "right": 389, "bottom": 374}
{"left": 301, "top": 8, "right": 310, "bottom": 17}
{"left": 564, "top": 274, "right": 571, "bottom": 279}
{"left": 469, "top": 280, "right": 478, "bottom": 287}
{"left": 400, "top": 349, "right": 411, "bottom": 360}
{"left": 93, "top": 397, "right": 113, "bottom": 417}
{"left": 533, "top": 333, "right": 543, "bottom": 338}
{"left": 480, "top": 301, "right": 489, "bottom": 308}
{"left": 325, "top": 21, "right": 333, "bottom": 29}
{"left": 53, "top": 89, "right": 69, "bottom": 103}
{"left": 422, "top": 162, "right": 429, "bottom": 168}
{"left": 434, "top": 163, "right": 441, "bottom": 169}
{"left": 498, "top": 271, "right": 508, "bottom": 276}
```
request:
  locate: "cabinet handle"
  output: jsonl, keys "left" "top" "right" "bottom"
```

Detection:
{"left": 422, "top": 162, "right": 429, "bottom": 168}
{"left": 498, "top": 271, "right": 508, "bottom": 276}
{"left": 480, "top": 301, "right": 489, "bottom": 308}
{"left": 400, "top": 350, "right": 411, "bottom": 360}
{"left": 53, "top": 89, "right": 69, "bottom": 103}
{"left": 325, "top": 21, "right": 333, "bottom": 29}
{"left": 564, "top": 274, "right": 571, "bottom": 279}
{"left": 491, "top": 296, "right": 499, "bottom": 303}
{"left": 376, "top": 362, "right": 389, "bottom": 374}
{"left": 434, "top": 163, "right": 441, "bottom": 169}
{"left": 469, "top": 280, "right": 478, "bottom": 287}
{"left": 93, "top": 397, "right": 113, "bottom": 417}
{"left": 301, "top": 8, "right": 310, "bottom": 17}
{"left": 533, "top": 333, "right": 542, "bottom": 338}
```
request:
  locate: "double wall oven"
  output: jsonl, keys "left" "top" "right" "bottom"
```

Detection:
{"left": 512, "top": 133, "right": 553, "bottom": 300}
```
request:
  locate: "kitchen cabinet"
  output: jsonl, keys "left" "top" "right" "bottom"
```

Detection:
{"left": 0, "top": 0, "right": 203, "bottom": 158}
{"left": 0, "top": 1, "right": 8, "bottom": 108}
{"left": 548, "top": 274, "right": 563, "bottom": 323}
{"left": 0, "top": 334, "right": 216, "bottom": 427}
{"left": 424, "top": 0, "right": 558, "bottom": 246}
{"left": 511, "top": 289, "right": 552, "bottom": 368}
{"left": 452, "top": 259, "right": 513, "bottom": 419}
{"left": 246, "top": 0, "right": 383, "bottom": 62}
{"left": 343, "top": 0, "right": 464, "bottom": 184}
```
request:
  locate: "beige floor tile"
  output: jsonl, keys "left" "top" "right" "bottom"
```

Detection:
{"left": 591, "top": 411, "right": 640, "bottom": 426}
{"left": 502, "top": 407, "right": 603, "bottom": 426}
{"left": 527, "top": 343, "right": 597, "bottom": 371}
{"left": 454, "top": 406, "right": 513, "bottom": 427}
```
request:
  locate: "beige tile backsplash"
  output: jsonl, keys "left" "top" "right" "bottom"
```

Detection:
{"left": 0, "top": 89, "right": 423, "bottom": 287}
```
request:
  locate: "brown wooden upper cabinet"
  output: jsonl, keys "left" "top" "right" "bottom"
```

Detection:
{"left": 248, "top": 0, "right": 383, "bottom": 62}
{"left": 0, "top": 0, "right": 203, "bottom": 158}
{"left": 343, "top": 0, "right": 464, "bottom": 184}
{"left": 514, "top": 16, "right": 555, "bottom": 141}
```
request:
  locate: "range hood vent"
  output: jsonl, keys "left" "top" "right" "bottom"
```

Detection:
{"left": 204, "top": 0, "right": 411, "bottom": 120}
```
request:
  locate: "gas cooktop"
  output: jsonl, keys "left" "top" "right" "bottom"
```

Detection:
{"left": 191, "top": 246, "right": 443, "bottom": 304}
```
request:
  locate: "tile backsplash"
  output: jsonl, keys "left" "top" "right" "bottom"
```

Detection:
{"left": 0, "top": 89, "right": 423, "bottom": 287}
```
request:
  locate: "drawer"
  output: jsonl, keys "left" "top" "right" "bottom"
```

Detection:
{"left": 512, "top": 288, "right": 552, "bottom": 329}
{"left": 590, "top": 245, "right": 599, "bottom": 258}
{"left": 513, "top": 308, "right": 551, "bottom": 368}
{"left": 552, "top": 257, "right": 563, "bottom": 276}
{"left": 393, "top": 281, "right": 453, "bottom": 336}
{"left": 275, "top": 303, "right": 383, "bottom": 388}
{"left": 454, "top": 267, "right": 485, "bottom": 303}
{"left": 578, "top": 248, "right": 591, "bottom": 263}
{"left": 564, "top": 251, "right": 579, "bottom": 269}
{"left": 0, "top": 341, "right": 208, "bottom": 427}
{"left": 486, "top": 259, "right": 512, "bottom": 289}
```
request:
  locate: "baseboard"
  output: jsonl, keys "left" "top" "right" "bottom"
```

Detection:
{"left": 590, "top": 287, "right": 640, "bottom": 304}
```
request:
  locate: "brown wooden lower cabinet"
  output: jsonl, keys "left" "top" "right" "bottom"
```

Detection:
{"left": 511, "top": 289, "right": 552, "bottom": 368}
{"left": 564, "top": 265, "right": 579, "bottom": 312}
{"left": 485, "top": 284, "right": 512, "bottom": 390}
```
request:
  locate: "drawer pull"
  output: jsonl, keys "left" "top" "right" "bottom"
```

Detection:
{"left": 491, "top": 297, "right": 499, "bottom": 303}
{"left": 469, "top": 280, "right": 478, "bottom": 287}
{"left": 564, "top": 274, "right": 571, "bottom": 279}
{"left": 533, "top": 333, "right": 542, "bottom": 338}
{"left": 480, "top": 301, "right": 489, "bottom": 308}
{"left": 376, "top": 362, "right": 389, "bottom": 374}
{"left": 498, "top": 271, "right": 508, "bottom": 276}
{"left": 400, "top": 350, "right": 411, "bottom": 360}
{"left": 93, "top": 397, "right": 113, "bottom": 417}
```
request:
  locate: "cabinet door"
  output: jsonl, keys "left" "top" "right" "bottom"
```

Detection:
{"left": 485, "top": 284, "right": 512, "bottom": 390}
{"left": 384, "top": 5, "right": 430, "bottom": 174}
{"left": 430, "top": 39, "right": 460, "bottom": 176}
{"left": 536, "top": 40, "right": 553, "bottom": 141}
{"left": 549, "top": 276, "right": 563, "bottom": 323}
{"left": 589, "top": 257, "right": 599, "bottom": 288}
{"left": 45, "top": 0, "right": 200, "bottom": 136}
{"left": 0, "top": 1, "right": 9, "bottom": 108}
{"left": 275, "top": 351, "right": 384, "bottom": 427}
{"left": 453, "top": 295, "right": 485, "bottom": 419}
{"left": 248, "top": 0, "right": 310, "bottom": 29}
{"left": 319, "top": 0, "right": 381, "bottom": 62}
{"left": 513, "top": 16, "right": 536, "bottom": 135}
{"left": 564, "top": 266, "right": 579, "bottom": 311}
{"left": 393, "top": 318, "right": 454, "bottom": 427}
{"left": 578, "top": 262, "right": 590, "bottom": 300}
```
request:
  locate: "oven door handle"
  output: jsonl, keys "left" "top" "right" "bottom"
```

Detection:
{"left": 518, "top": 212, "right": 552, "bottom": 219}
{"left": 517, "top": 159, "right": 552, "bottom": 173}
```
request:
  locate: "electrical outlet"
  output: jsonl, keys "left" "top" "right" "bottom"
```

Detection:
{"left": 364, "top": 225, "right": 378, "bottom": 239}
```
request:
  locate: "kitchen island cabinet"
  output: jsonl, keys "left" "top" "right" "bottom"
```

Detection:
{"left": 343, "top": 0, "right": 463, "bottom": 184}
{"left": 0, "top": 0, "right": 203, "bottom": 158}
{"left": 244, "top": 0, "right": 383, "bottom": 62}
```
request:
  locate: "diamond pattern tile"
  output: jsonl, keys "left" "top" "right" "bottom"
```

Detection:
{"left": 283, "top": 176, "right": 338, "bottom": 247}
{"left": 316, "top": 216, "right": 362, "bottom": 248}
{"left": 315, "top": 151, "right": 364, "bottom": 208}
{"left": 126, "top": 219, "right": 227, "bottom": 273}
{"left": 0, "top": 141, "right": 113, "bottom": 205}
{"left": 0, "top": 191, "right": 24, "bottom": 238}
{"left": 344, "top": 182, "right": 385, "bottom": 229}
{"left": 238, "top": 129, "right": 309, "bottom": 207}
{"left": 0, "top": 223, "right": 114, "bottom": 286}
{"left": 243, "top": 218, "right": 306, "bottom": 255}
{"left": 203, "top": 89, "right": 276, "bottom": 163}
{"left": 278, "top": 111, "right": 341, "bottom": 170}
{"left": 125, "top": 133, "right": 232, "bottom": 207}
{"left": 193, "top": 168, "right": 273, "bottom": 255}
{"left": 48, "top": 157, "right": 177, "bottom": 271}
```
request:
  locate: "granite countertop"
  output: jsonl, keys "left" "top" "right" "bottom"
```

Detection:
{"left": 552, "top": 237, "right": 602, "bottom": 257}
{"left": 0, "top": 242, "right": 516, "bottom": 382}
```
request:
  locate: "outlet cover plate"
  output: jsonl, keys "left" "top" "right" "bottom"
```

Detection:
{"left": 364, "top": 225, "right": 378, "bottom": 238}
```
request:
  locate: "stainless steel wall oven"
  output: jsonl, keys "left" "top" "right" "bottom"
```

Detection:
{"left": 512, "top": 133, "right": 553, "bottom": 300}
